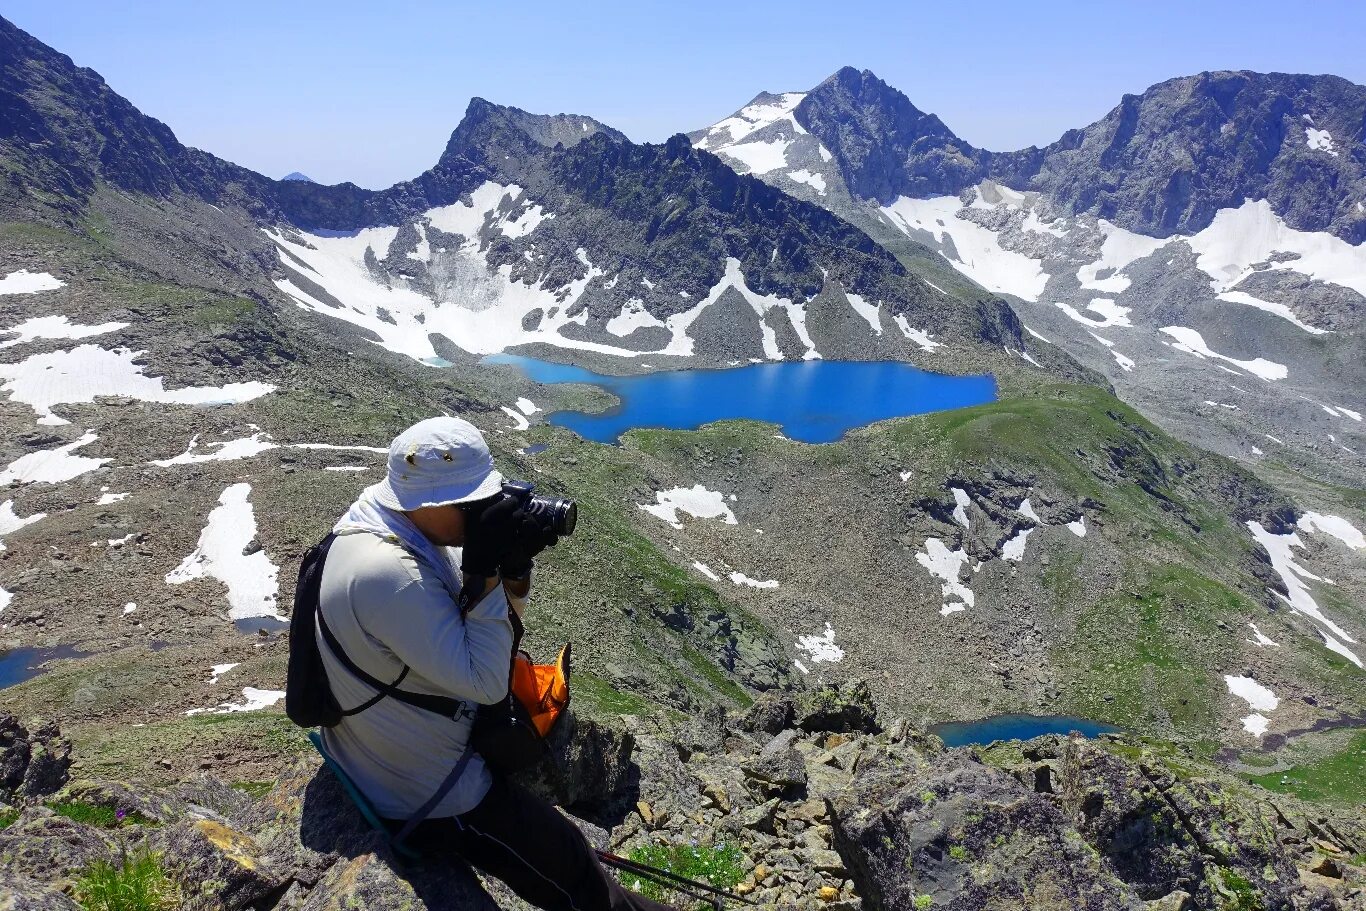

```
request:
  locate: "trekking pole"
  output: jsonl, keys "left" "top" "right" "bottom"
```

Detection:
{"left": 596, "top": 850, "right": 760, "bottom": 906}
{"left": 597, "top": 851, "right": 725, "bottom": 910}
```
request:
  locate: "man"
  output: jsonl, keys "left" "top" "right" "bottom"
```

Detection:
{"left": 318, "top": 416, "right": 674, "bottom": 911}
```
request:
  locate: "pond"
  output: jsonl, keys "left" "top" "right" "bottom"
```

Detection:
{"left": 929, "top": 714, "right": 1120, "bottom": 748}
{"left": 484, "top": 356, "right": 997, "bottom": 444}
{"left": 0, "top": 644, "right": 87, "bottom": 689}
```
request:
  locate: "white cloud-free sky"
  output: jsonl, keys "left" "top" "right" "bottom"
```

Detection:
{"left": 9, "top": 0, "right": 1364, "bottom": 189}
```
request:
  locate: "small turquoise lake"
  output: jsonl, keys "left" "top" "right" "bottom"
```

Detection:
{"left": 930, "top": 714, "right": 1120, "bottom": 748}
{"left": 485, "top": 356, "right": 997, "bottom": 444}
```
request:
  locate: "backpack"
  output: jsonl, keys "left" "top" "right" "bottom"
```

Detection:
{"left": 284, "top": 532, "right": 572, "bottom": 772}
{"left": 285, "top": 533, "right": 464, "bottom": 728}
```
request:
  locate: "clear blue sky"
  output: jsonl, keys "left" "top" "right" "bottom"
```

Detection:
{"left": 8, "top": 1, "right": 1364, "bottom": 189}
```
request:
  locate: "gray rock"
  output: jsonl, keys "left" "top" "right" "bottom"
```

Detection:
{"left": 0, "top": 715, "right": 72, "bottom": 801}
{"left": 794, "top": 680, "right": 879, "bottom": 735}
{"left": 0, "top": 875, "right": 83, "bottom": 911}
{"left": 0, "top": 809, "right": 116, "bottom": 890}
{"left": 832, "top": 754, "right": 1144, "bottom": 910}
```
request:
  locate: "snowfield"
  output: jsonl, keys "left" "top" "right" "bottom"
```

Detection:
{"left": 166, "top": 483, "right": 283, "bottom": 621}
{"left": 796, "top": 622, "right": 844, "bottom": 665}
{"left": 0, "top": 431, "right": 109, "bottom": 485}
{"left": 1159, "top": 327, "right": 1287, "bottom": 381}
{"left": 638, "top": 484, "right": 739, "bottom": 528}
{"left": 0, "top": 270, "right": 65, "bottom": 294}
{"left": 916, "top": 538, "right": 974, "bottom": 616}
{"left": 0, "top": 500, "right": 45, "bottom": 550}
{"left": 186, "top": 687, "right": 285, "bottom": 716}
{"left": 882, "top": 195, "right": 1049, "bottom": 302}
{"left": 1246, "top": 520, "right": 1359, "bottom": 667}
{"left": 271, "top": 196, "right": 821, "bottom": 362}
{"left": 694, "top": 92, "right": 807, "bottom": 151}
{"left": 0, "top": 344, "right": 275, "bottom": 424}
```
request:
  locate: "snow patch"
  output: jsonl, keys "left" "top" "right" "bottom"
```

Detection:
{"left": 1224, "top": 674, "right": 1279, "bottom": 712}
{"left": 0, "top": 500, "right": 45, "bottom": 550}
{"left": 1000, "top": 527, "right": 1032, "bottom": 562}
{"left": 186, "top": 687, "right": 284, "bottom": 716}
{"left": 152, "top": 432, "right": 278, "bottom": 467}
{"left": 1067, "top": 516, "right": 1087, "bottom": 537}
{"left": 721, "top": 138, "right": 793, "bottom": 174}
{"left": 0, "top": 270, "right": 64, "bottom": 295}
{"left": 786, "top": 169, "right": 827, "bottom": 194}
{"left": 605, "top": 298, "right": 665, "bottom": 337}
{"left": 796, "top": 622, "right": 844, "bottom": 664}
{"left": 844, "top": 293, "right": 882, "bottom": 336}
{"left": 916, "top": 538, "right": 974, "bottom": 616}
{"left": 1186, "top": 199, "right": 1366, "bottom": 298}
{"left": 882, "top": 195, "right": 1049, "bottom": 301}
{"left": 1017, "top": 498, "right": 1040, "bottom": 523}
{"left": 1076, "top": 221, "right": 1172, "bottom": 293}
{"left": 696, "top": 93, "right": 807, "bottom": 150}
{"left": 208, "top": 662, "right": 239, "bottom": 684}
{"left": 691, "top": 561, "right": 719, "bottom": 581}
{"left": 1305, "top": 127, "right": 1337, "bottom": 156}
{"left": 1299, "top": 513, "right": 1364, "bottom": 550}
{"left": 500, "top": 406, "right": 530, "bottom": 431}
{"left": 1246, "top": 521, "right": 1359, "bottom": 667}
{"left": 0, "top": 431, "right": 108, "bottom": 485}
{"left": 1216, "top": 291, "right": 1327, "bottom": 335}
{"left": 1054, "top": 298, "right": 1132, "bottom": 329}
{"left": 1159, "top": 327, "right": 1287, "bottom": 381}
{"left": 1, "top": 316, "right": 127, "bottom": 349}
{"left": 950, "top": 487, "right": 972, "bottom": 528}
{"left": 0, "top": 345, "right": 274, "bottom": 424}
{"left": 515, "top": 397, "right": 540, "bottom": 416}
{"left": 1248, "top": 623, "right": 1279, "bottom": 647}
{"left": 96, "top": 492, "right": 128, "bottom": 505}
{"left": 893, "top": 316, "right": 941, "bottom": 351}
{"left": 166, "top": 483, "right": 282, "bottom": 621}
{"left": 1241, "top": 714, "right": 1270, "bottom": 737}
{"left": 638, "top": 485, "right": 738, "bottom": 529}
{"left": 729, "top": 571, "right": 779, "bottom": 589}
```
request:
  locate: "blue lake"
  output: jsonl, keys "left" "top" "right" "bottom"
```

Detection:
{"left": 929, "top": 714, "right": 1120, "bottom": 748}
{"left": 0, "top": 644, "right": 87, "bottom": 690}
{"left": 484, "top": 356, "right": 997, "bottom": 444}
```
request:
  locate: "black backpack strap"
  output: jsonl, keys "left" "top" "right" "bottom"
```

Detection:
{"left": 316, "top": 537, "right": 466, "bottom": 719}
{"left": 391, "top": 744, "right": 477, "bottom": 848}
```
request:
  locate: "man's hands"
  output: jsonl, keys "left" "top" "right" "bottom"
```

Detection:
{"left": 500, "top": 514, "right": 559, "bottom": 581}
{"left": 459, "top": 497, "right": 522, "bottom": 578}
{"left": 459, "top": 496, "right": 560, "bottom": 581}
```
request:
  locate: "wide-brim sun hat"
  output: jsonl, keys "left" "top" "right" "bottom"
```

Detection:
{"left": 372, "top": 416, "right": 504, "bottom": 511}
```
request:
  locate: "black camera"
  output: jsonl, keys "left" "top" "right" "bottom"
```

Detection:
{"left": 501, "top": 479, "right": 577, "bottom": 536}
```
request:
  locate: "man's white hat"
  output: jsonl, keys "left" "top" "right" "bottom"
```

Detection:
{"left": 373, "top": 416, "right": 504, "bottom": 510}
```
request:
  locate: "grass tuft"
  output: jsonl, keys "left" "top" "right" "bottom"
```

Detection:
{"left": 50, "top": 801, "right": 153, "bottom": 828}
{"left": 74, "top": 849, "right": 180, "bottom": 911}
{"left": 618, "top": 841, "right": 746, "bottom": 908}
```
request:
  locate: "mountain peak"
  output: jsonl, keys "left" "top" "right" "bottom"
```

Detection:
{"left": 798, "top": 66, "right": 985, "bottom": 202}
{"left": 281, "top": 171, "right": 315, "bottom": 183}
{"left": 440, "top": 97, "right": 627, "bottom": 170}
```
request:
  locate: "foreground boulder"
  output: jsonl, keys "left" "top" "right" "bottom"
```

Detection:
{"left": 0, "top": 713, "right": 72, "bottom": 801}
{"left": 833, "top": 752, "right": 1145, "bottom": 910}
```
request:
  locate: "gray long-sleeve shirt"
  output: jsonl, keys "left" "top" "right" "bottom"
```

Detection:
{"left": 316, "top": 531, "right": 515, "bottom": 819}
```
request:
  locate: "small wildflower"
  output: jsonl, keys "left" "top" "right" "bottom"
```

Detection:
{"left": 115, "top": 809, "right": 126, "bottom": 822}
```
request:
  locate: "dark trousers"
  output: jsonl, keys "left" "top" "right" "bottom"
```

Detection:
{"left": 403, "top": 775, "right": 676, "bottom": 911}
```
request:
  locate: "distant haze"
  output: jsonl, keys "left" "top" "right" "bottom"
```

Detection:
{"left": 7, "top": 0, "right": 1365, "bottom": 189}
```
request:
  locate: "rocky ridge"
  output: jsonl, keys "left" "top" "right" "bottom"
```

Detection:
{"left": 3, "top": 683, "right": 1364, "bottom": 910}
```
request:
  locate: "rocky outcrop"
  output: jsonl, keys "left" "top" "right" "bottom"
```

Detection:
{"left": 0, "top": 713, "right": 72, "bottom": 802}
{"left": 3, "top": 702, "right": 1362, "bottom": 911}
